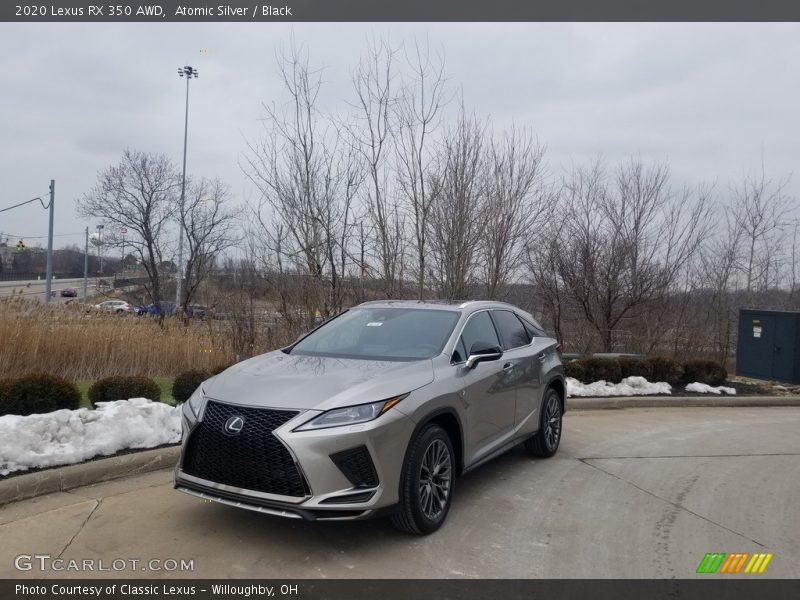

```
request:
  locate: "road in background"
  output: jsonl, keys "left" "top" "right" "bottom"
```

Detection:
{"left": 0, "top": 277, "right": 98, "bottom": 303}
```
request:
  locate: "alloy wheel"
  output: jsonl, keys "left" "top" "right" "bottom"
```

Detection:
{"left": 418, "top": 439, "right": 452, "bottom": 520}
{"left": 543, "top": 394, "right": 562, "bottom": 451}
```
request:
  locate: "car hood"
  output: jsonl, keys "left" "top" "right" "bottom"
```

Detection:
{"left": 203, "top": 351, "right": 434, "bottom": 411}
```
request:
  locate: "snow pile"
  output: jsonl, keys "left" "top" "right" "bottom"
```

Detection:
{"left": 566, "top": 376, "right": 672, "bottom": 397}
{"left": 0, "top": 398, "right": 181, "bottom": 477}
{"left": 685, "top": 382, "right": 737, "bottom": 395}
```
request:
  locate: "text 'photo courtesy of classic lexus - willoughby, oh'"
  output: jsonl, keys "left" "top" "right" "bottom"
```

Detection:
{"left": 174, "top": 300, "right": 565, "bottom": 534}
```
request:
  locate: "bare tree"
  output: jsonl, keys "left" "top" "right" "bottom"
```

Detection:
{"left": 732, "top": 167, "right": 792, "bottom": 293}
{"left": 536, "top": 158, "right": 713, "bottom": 352}
{"left": 427, "top": 110, "right": 488, "bottom": 300}
{"left": 179, "top": 177, "right": 239, "bottom": 313}
{"left": 77, "top": 149, "right": 179, "bottom": 312}
{"left": 395, "top": 38, "right": 448, "bottom": 298}
{"left": 245, "top": 41, "right": 359, "bottom": 322}
{"left": 696, "top": 206, "right": 745, "bottom": 362}
{"left": 482, "top": 126, "right": 549, "bottom": 299}
{"left": 350, "top": 37, "right": 405, "bottom": 298}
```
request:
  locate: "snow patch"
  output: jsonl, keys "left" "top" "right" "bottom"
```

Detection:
{"left": 685, "top": 382, "right": 737, "bottom": 395}
{"left": 566, "top": 376, "right": 672, "bottom": 397}
{"left": 0, "top": 398, "right": 181, "bottom": 477}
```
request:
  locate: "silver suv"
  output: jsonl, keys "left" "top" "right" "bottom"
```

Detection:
{"left": 175, "top": 300, "right": 565, "bottom": 534}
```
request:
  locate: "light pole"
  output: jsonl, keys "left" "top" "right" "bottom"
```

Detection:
{"left": 44, "top": 180, "right": 54, "bottom": 303}
{"left": 83, "top": 227, "right": 89, "bottom": 302}
{"left": 96, "top": 224, "right": 104, "bottom": 275}
{"left": 176, "top": 65, "right": 198, "bottom": 309}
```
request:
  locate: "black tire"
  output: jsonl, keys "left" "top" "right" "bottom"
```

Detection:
{"left": 391, "top": 423, "right": 455, "bottom": 535}
{"left": 524, "top": 387, "right": 563, "bottom": 458}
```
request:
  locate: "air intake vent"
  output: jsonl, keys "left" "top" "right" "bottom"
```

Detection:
{"left": 330, "top": 445, "right": 379, "bottom": 488}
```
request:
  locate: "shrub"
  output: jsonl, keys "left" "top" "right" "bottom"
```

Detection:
{"left": 646, "top": 356, "right": 684, "bottom": 384}
{"left": 3, "top": 373, "right": 81, "bottom": 416}
{"left": 0, "top": 378, "right": 16, "bottom": 416}
{"left": 617, "top": 357, "right": 653, "bottom": 380}
{"left": 682, "top": 360, "right": 727, "bottom": 386}
{"left": 210, "top": 363, "right": 233, "bottom": 376}
{"left": 172, "top": 369, "right": 210, "bottom": 404}
{"left": 88, "top": 375, "right": 162, "bottom": 407}
{"left": 563, "top": 359, "right": 586, "bottom": 382}
{"left": 581, "top": 357, "right": 622, "bottom": 383}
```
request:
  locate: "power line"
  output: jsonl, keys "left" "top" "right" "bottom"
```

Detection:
{"left": 0, "top": 231, "right": 85, "bottom": 240}
{"left": 0, "top": 195, "right": 50, "bottom": 214}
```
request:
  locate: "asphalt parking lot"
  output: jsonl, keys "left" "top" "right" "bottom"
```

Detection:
{"left": 1, "top": 407, "right": 798, "bottom": 579}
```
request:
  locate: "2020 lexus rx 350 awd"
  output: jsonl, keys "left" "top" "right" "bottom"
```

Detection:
{"left": 175, "top": 300, "right": 565, "bottom": 534}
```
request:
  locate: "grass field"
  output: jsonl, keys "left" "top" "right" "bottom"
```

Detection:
{"left": 0, "top": 297, "right": 234, "bottom": 380}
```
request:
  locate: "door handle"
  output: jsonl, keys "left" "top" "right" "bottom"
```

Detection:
{"left": 538, "top": 352, "right": 546, "bottom": 362}
{"left": 503, "top": 362, "right": 515, "bottom": 371}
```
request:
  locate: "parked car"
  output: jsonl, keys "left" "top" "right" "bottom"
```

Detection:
{"left": 135, "top": 301, "right": 177, "bottom": 316}
{"left": 175, "top": 300, "right": 565, "bottom": 535}
{"left": 94, "top": 300, "right": 133, "bottom": 314}
{"left": 185, "top": 304, "right": 213, "bottom": 319}
{"left": 60, "top": 288, "right": 77, "bottom": 297}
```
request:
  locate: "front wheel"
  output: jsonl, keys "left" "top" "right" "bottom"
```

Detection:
{"left": 391, "top": 424, "right": 455, "bottom": 535}
{"left": 524, "top": 388, "right": 563, "bottom": 458}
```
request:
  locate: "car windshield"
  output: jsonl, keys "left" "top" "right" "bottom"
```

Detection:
{"left": 289, "top": 307, "right": 460, "bottom": 361}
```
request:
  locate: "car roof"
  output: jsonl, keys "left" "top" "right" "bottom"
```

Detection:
{"left": 354, "top": 299, "right": 526, "bottom": 313}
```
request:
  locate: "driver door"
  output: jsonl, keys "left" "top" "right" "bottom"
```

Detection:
{"left": 456, "top": 311, "right": 517, "bottom": 464}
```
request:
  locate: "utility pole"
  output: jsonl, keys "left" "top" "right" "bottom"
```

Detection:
{"left": 176, "top": 65, "right": 198, "bottom": 309}
{"left": 44, "top": 179, "right": 54, "bottom": 303}
{"left": 83, "top": 226, "right": 89, "bottom": 301}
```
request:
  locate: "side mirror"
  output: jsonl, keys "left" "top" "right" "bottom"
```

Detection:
{"left": 465, "top": 341, "right": 503, "bottom": 369}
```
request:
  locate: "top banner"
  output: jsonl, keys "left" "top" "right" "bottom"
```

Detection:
{"left": 3, "top": 0, "right": 800, "bottom": 22}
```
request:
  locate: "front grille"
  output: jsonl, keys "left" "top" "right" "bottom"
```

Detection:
{"left": 330, "top": 446, "right": 379, "bottom": 488}
{"left": 183, "top": 400, "right": 308, "bottom": 497}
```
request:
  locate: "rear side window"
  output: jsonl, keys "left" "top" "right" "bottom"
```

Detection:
{"left": 459, "top": 311, "right": 501, "bottom": 357}
{"left": 491, "top": 310, "right": 531, "bottom": 350}
{"left": 523, "top": 319, "right": 546, "bottom": 338}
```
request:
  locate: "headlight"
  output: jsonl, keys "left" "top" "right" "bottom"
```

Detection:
{"left": 186, "top": 386, "right": 205, "bottom": 418}
{"left": 294, "top": 394, "right": 408, "bottom": 431}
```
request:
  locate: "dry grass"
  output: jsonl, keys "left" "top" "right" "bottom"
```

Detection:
{"left": 0, "top": 298, "right": 235, "bottom": 380}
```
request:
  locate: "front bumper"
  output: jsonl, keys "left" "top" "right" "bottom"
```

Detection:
{"left": 174, "top": 398, "right": 415, "bottom": 520}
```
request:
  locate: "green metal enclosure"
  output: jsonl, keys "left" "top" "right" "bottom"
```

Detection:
{"left": 736, "top": 309, "right": 800, "bottom": 384}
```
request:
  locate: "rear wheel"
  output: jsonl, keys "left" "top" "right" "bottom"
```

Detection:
{"left": 524, "top": 388, "right": 563, "bottom": 458}
{"left": 391, "top": 424, "right": 455, "bottom": 535}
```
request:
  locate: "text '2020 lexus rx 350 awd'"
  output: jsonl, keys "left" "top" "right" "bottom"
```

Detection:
{"left": 175, "top": 300, "right": 565, "bottom": 534}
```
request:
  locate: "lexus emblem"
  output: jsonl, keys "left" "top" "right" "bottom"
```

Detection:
{"left": 224, "top": 415, "right": 245, "bottom": 435}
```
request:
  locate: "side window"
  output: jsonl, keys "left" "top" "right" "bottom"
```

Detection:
{"left": 523, "top": 319, "right": 546, "bottom": 339}
{"left": 459, "top": 311, "right": 501, "bottom": 357}
{"left": 491, "top": 310, "right": 531, "bottom": 350}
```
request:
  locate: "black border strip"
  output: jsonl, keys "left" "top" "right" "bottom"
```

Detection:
{"left": 2, "top": 579, "right": 800, "bottom": 599}
{"left": 3, "top": 1, "right": 800, "bottom": 23}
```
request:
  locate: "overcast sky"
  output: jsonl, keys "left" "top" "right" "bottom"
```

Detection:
{"left": 1, "top": 22, "right": 798, "bottom": 249}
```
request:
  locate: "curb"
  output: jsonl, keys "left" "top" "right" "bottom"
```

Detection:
{"left": 567, "top": 395, "right": 800, "bottom": 410}
{"left": 0, "top": 445, "right": 180, "bottom": 506}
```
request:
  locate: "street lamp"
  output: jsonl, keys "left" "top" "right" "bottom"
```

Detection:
{"left": 96, "top": 224, "right": 104, "bottom": 275}
{"left": 176, "top": 65, "right": 198, "bottom": 308}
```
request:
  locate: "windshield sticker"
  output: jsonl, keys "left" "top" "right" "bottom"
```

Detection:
{"left": 366, "top": 322, "right": 384, "bottom": 327}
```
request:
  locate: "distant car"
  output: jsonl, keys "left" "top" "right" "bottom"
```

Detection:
{"left": 185, "top": 304, "right": 212, "bottom": 319}
{"left": 136, "top": 301, "right": 177, "bottom": 317}
{"left": 60, "top": 288, "right": 78, "bottom": 298}
{"left": 94, "top": 300, "right": 133, "bottom": 314}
